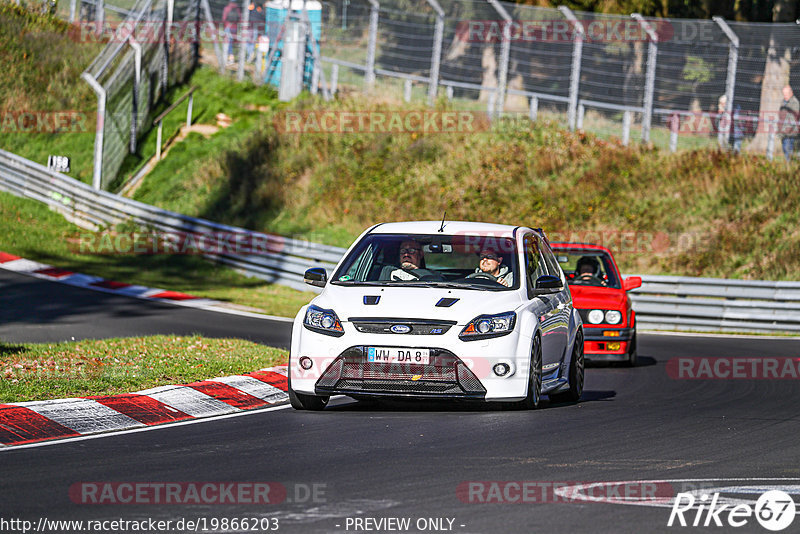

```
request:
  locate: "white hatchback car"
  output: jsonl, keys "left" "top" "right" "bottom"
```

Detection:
{"left": 288, "top": 221, "right": 584, "bottom": 410}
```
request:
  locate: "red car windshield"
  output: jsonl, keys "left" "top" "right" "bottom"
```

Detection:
{"left": 555, "top": 249, "right": 620, "bottom": 289}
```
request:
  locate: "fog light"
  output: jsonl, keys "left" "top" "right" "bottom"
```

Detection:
{"left": 607, "top": 342, "right": 621, "bottom": 351}
{"left": 299, "top": 356, "right": 313, "bottom": 370}
{"left": 493, "top": 363, "right": 511, "bottom": 377}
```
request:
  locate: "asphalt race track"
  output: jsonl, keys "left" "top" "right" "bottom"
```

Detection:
{"left": 2, "top": 269, "right": 800, "bottom": 533}
{"left": 0, "top": 270, "right": 291, "bottom": 348}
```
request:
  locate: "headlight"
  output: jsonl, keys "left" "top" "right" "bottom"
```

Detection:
{"left": 605, "top": 310, "right": 622, "bottom": 324}
{"left": 460, "top": 312, "right": 516, "bottom": 341}
{"left": 587, "top": 309, "right": 605, "bottom": 324}
{"left": 303, "top": 305, "right": 344, "bottom": 337}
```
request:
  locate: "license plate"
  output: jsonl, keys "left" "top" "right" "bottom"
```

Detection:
{"left": 367, "top": 347, "right": 430, "bottom": 365}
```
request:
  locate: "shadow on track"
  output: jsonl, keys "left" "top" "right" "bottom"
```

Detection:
{"left": 324, "top": 389, "right": 617, "bottom": 413}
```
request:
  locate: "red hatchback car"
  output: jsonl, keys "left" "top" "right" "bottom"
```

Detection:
{"left": 551, "top": 243, "right": 642, "bottom": 366}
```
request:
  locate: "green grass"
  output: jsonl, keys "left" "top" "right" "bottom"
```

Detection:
{"left": 0, "top": 190, "right": 317, "bottom": 317}
{"left": 0, "top": 335, "right": 287, "bottom": 402}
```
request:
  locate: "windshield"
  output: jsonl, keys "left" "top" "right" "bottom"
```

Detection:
{"left": 331, "top": 233, "right": 519, "bottom": 290}
{"left": 555, "top": 249, "right": 621, "bottom": 289}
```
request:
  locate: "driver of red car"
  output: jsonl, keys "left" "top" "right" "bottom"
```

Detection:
{"left": 575, "top": 256, "right": 606, "bottom": 285}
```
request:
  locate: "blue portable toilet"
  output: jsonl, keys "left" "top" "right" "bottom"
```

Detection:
{"left": 264, "top": 0, "right": 322, "bottom": 87}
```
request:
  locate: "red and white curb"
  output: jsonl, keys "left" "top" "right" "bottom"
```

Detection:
{"left": 0, "top": 251, "right": 293, "bottom": 322}
{"left": 0, "top": 367, "right": 289, "bottom": 447}
{"left": 0, "top": 251, "right": 222, "bottom": 307}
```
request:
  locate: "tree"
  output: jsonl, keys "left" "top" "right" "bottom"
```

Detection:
{"left": 749, "top": 0, "right": 797, "bottom": 151}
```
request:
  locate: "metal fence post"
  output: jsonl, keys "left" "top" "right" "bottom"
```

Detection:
{"left": 404, "top": 79, "right": 412, "bottom": 102}
{"left": 529, "top": 96, "right": 538, "bottom": 121}
{"left": 95, "top": 0, "right": 104, "bottom": 34}
{"left": 69, "top": 0, "right": 77, "bottom": 23}
{"left": 713, "top": 17, "right": 739, "bottom": 149}
{"left": 162, "top": 0, "right": 174, "bottom": 92}
{"left": 156, "top": 121, "right": 163, "bottom": 160}
{"left": 486, "top": 0, "right": 511, "bottom": 117}
{"left": 331, "top": 64, "right": 339, "bottom": 95}
{"left": 577, "top": 102, "right": 584, "bottom": 130}
{"left": 237, "top": 0, "right": 251, "bottom": 81}
{"left": 622, "top": 110, "right": 631, "bottom": 146}
{"left": 81, "top": 73, "right": 106, "bottom": 190}
{"left": 426, "top": 0, "right": 445, "bottom": 106}
{"left": 559, "top": 6, "right": 584, "bottom": 131}
{"left": 129, "top": 37, "right": 142, "bottom": 154}
{"left": 632, "top": 13, "right": 657, "bottom": 143}
{"left": 767, "top": 118, "right": 775, "bottom": 160}
{"left": 365, "top": 0, "right": 379, "bottom": 89}
{"left": 669, "top": 112, "right": 679, "bottom": 152}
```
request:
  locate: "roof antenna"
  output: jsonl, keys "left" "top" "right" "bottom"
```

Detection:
{"left": 438, "top": 211, "right": 447, "bottom": 233}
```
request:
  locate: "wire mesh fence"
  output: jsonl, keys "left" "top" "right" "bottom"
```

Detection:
{"left": 62, "top": 0, "right": 201, "bottom": 189}
{"left": 269, "top": 0, "right": 800, "bottom": 158}
{"left": 47, "top": 0, "right": 800, "bottom": 189}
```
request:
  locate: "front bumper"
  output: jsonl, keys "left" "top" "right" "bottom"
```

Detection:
{"left": 290, "top": 321, "right": 532, "bottom": 401}
{"left": 314, "top": 346, "right": 487, "bottom": 399}
{"left": 583, "top": 327, "right": 633, "bottom": 359}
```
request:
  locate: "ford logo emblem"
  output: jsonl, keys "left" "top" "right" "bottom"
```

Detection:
{"left": 390, "top": 324, "right": 412, "bottom": 334}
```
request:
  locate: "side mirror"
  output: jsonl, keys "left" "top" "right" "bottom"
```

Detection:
{"left": 304, "top": 267, "right": 328, "bottom": 288}
{"left": 534, "top": 274, "right": 562, "bottom": 294}
{"left": 623, "top": 276, "right": 642, "bottom": 291}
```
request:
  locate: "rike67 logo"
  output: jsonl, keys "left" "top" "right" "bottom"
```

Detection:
{"left": 668, "top": 490, "right": 796, "bottom": 531}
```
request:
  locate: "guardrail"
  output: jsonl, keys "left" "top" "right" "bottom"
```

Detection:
{"left": 0, "top": 148, "right": 343, "bottom": 292}
{"left": 630, "top": 276, "right": 800, "bottom": 334}
{"left": 1, "top": 148, "right": 798, "bottom": 333}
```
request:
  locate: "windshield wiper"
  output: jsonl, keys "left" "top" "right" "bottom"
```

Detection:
{"left": 403, "top": 281, "right": 506, "bottom": 291}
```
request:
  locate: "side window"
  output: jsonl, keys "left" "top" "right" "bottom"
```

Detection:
{"left": 540, "top": 240, "right": 565, "bottom": 284}
{"left": 523, "top": 234, "right": 546, "bottom": 295}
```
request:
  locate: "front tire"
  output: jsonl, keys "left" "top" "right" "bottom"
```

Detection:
{"left": 623, "top": 328, "right": 637, "bottom": 367}
{"left": 550, "top": 330, "right": 584, "bottom": 403}
{"left": 516, "top": 335, "right": 542, "bottom": 410}
{"left": 288, "top": 373, "right": 329, "bottom": 411}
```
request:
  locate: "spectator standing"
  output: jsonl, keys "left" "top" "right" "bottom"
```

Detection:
{"left": 731, "top": 104, "right": 745, "bottom": 154}
{"left": 222, "top": 0, "right": 241, "bottom": 64}
{"left": 779, "top": 85, "right": 799, "bottom": 163}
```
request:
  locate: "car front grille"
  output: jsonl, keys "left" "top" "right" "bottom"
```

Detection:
{"left": 349, "top": 318, "right": 457, "bottom": 335}
{"left": 315, "top": 346, "right": 486, "bottom": 398}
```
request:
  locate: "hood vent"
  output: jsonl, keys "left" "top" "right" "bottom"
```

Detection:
{"left": 364, "top": 295, "right": 381, "bottom": 305}
{"left": 436, "top": 297, "right": 459, "bottom": 308}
